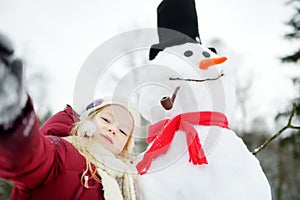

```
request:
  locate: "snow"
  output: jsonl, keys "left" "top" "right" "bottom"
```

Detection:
{"left": 136, "top": 127, "right": 271, "bottom": 200}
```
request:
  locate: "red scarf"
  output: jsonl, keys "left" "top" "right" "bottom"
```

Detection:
{"left": 136, "top": 111, "right": 230, "bottom": 175}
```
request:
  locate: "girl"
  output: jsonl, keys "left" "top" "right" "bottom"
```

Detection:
{"left": 0, "top": 33, "right": 140, "bottom": 200}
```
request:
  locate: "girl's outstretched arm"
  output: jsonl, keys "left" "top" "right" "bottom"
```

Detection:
{"left": 0, "top": 33, "right": 65, "bottom": 191}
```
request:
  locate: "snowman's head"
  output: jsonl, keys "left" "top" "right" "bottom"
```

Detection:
{"left": 138, "top": 40, "right": 235, "bottom": 123}
{"left": 138, "top": 0, "right": 235, "bottom": 124}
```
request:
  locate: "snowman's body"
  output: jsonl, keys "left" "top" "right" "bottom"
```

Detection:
{"left": 136, "top": 42, "right": 272, "bottom": 200}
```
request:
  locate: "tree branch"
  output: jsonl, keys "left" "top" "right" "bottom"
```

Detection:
{"left": 252, "top": 102, "right": 300, "bottom": 155}
{"left": 169, "top": 71, "right": 224, "bottom": 82}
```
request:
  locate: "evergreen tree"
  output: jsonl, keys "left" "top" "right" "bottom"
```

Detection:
{"left": 278, "top": 0, "right": 300, "bottom": 125}
{"left": 273, "top": 1, "right": 300, "bottom": 199}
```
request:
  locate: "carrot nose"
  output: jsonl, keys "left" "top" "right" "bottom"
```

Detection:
{"left": 199, "top": 56, "right": 227, "bottom": 70}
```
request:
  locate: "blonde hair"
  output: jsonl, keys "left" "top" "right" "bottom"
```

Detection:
{"left": 71, "top": 104, "right": 135, "bottom": 187}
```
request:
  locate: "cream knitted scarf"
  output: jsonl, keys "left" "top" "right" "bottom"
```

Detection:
{"left": 64, "top": 136, "right": 137, "bottom": 200}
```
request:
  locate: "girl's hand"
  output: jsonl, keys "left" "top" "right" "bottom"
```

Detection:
{"left": 0, "top": 33, "right": 27, "bottom": 129}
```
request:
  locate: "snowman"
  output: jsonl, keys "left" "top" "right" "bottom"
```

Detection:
{"left": 135, "top": 0, "right": 272, "bottom": 199}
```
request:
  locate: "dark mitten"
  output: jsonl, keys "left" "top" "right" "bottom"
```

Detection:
{"left": 0, "top": 33, "right": 27, "bottom": 129}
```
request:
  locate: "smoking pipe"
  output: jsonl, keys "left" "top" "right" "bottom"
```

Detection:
{"left": 160, "top": 86, "right": 180, "bottom": 110}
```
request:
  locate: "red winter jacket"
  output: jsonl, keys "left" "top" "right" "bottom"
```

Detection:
{"left": 0, "top": 97, "right": 105, "bottom": 200}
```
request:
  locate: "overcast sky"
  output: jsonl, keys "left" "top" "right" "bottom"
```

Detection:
{"left": 0, "top": 0, "right": 298, "bottom": 131}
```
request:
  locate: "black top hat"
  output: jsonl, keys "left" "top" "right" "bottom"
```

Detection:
{"left": 150, "top": 0, "right": 201, "bottom": 60}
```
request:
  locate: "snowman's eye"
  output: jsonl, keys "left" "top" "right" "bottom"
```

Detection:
{"left": 184, "top": 50, "right": 193, "bottom": 57}
{"left": 202, "top": 51, "right": 211, "bottom": 58}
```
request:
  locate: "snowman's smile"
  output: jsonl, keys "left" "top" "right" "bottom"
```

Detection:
{"left": 169, "top": 71, "right": 224, "bottom": 83}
